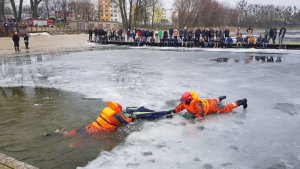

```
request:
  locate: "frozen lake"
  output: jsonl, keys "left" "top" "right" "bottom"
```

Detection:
{"left": 0, "top": 46, "right": 300, "bottom": 169}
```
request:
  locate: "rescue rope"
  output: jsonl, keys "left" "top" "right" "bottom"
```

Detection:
{"left": 199, "top": 99, "right": 209, "bottom": 115}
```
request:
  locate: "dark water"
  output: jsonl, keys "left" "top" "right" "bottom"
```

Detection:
{"left": 0, "top": 87, "right": 130, "bottom": 169}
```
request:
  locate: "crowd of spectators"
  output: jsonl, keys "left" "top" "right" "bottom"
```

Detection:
{"left": 1, "top": 17, "right": 20, "bottom": 35}
{"left": 88, "top": 26, "right": 287, "bottom": 48}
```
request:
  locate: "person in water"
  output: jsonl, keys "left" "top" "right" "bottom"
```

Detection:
{"left": 66, "top": 101, "right": 133, "bottom": 137}
{"left": 170, "top": 91, "right": 247, "bottom": 119}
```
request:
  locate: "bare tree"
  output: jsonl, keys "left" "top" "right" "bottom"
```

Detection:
{"left": 0, "top": 0, "right": 5, "bottom": 19}
{"left": 9, "top": 0, "right": 17, "bottom": 19}
{"left": 149, "top": 0, "right": 159, "bottom": 28}
{"left": 44, "top": 0, "right": 49, "bottom": 18}
{"left": 174, "top": 0, "right": 201, "bottom": 28}
{"left": 9, "top": 0, "right": 23, "bottom": 21}
{"left": 142, "top": 0, "right": 151, "bottom": 27}
{"left": 61, "top": 0, "right": 67, "bottom": 22}
{"left": 173, "top": 0, "right": 235, "bottom": 28}
{"left": 68, "top": 0, "right": 96, "bottom": 21}
{"left": 30, "top": 0, "right": 43, "bottom": 19}
{"left": 113, "top": 0, "right": 134, "bottom": 29}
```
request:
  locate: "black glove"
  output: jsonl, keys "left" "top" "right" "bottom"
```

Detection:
{"left": 168, "top": 109, "right": 175, "bottom": 114}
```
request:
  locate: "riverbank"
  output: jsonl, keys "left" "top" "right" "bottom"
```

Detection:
{"left": 0, "top": 153, "right": 38, "bottom": 169}
{"left": 0, "top": 34, "right": 90, "bottom": 57}
{"left": 1, "top": 33, "right": 300, "bottom": 58}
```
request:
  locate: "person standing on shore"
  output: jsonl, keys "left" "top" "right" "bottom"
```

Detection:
{"left": 279, "top": 27, "right": 286, "bottom": 44}
{"left": 272, "top": 27, "right": 278, "bottom": 44}
{"left": 246, "top": 26, "right": 253, "bottom": 37}
{"left": 264, "top": 27, "right": 269, "bottom": 39}
{"left": 88, "top": 28, "right": 93, "bottom": 41}
{"left": 12, "top": 32, "right": 21, "bottom": 52}
{"left": 268, "top": 28, "right": 273, "bottom": 43}
{"left": 24, "top": 32, "right": 29, "bottom": 49}
{"left": 236, "top": 27, "right": 240, "bottom": 38}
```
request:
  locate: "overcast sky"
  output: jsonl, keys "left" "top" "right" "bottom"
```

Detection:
{"left": 162, "top": 0, "right": 300, "bottom": 9}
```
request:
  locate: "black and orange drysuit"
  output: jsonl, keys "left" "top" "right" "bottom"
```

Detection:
{"left": 174, "top": 91, "right": 238, "bottom": 119}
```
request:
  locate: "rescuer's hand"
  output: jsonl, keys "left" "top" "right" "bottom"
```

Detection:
{"left": 131, "top": 114, "right": 137, "bottom": 122}
{"left": 168, "top": 109, "right": 175, "bottom": 114}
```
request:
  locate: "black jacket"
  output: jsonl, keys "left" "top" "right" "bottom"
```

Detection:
{"left": 12, "top": 34, "right": 20, "bottom": 42}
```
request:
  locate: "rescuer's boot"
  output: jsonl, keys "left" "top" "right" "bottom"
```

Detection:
{"left": 236, "top": 98, "right": 248, "bottom": 109}
{"left": 218, "top": 96, "right": 226, "bottom": 102}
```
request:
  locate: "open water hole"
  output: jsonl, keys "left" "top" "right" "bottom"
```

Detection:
{"left": 0, "top": 86, "right": 130, "bottom": 169}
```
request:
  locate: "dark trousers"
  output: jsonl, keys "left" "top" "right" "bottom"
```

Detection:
{"left": 25, "top": 42, "right": 29, "bottom": 49}
{"left": 14, "top": 42, "right": 20, "bottom": 51}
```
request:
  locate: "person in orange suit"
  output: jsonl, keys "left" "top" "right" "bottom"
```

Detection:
{"left": 170, "top": 91, "right": 247, "bottom": 119}
{"left": 66, "top": 101, "right": 133, "bottom": 137}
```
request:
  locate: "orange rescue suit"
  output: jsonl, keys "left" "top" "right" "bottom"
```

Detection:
{"left": 174, "top": 91, "right": 238, "bottom": 118}
{"left": 85, "top": 101, "right": 132, "bottom": 134}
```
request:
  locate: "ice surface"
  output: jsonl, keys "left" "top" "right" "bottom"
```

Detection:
{"left": 0, "top": 47, "right": 300, "bottom": 169}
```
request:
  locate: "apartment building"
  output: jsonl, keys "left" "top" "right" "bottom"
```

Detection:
{"left": 99, "top": 0, "right": 110, "bottom": 21}
{"left": 99, "top": 0, "right": 122, "bottom": 23}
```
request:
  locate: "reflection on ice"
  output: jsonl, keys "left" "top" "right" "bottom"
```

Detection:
{"left": 210, "top": 56, "right": 284, "bottom": 63}
{"left": 274, "top": 103, "right": 300, "bottom": 116}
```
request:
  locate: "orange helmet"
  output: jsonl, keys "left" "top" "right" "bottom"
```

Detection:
{"left": 180, "top": 92, "right": 192, "bottom": 104}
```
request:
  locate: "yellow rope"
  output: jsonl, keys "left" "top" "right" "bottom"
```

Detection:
{"left": 199, "top": 99, "right": 209, "bottom": 115}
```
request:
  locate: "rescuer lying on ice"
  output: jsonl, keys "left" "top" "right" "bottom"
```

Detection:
{"left": 170, "top": 91, "right": 248, "bottom": 119}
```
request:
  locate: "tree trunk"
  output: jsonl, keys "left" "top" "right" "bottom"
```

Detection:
{"left": 128, "top": 0, "right": 133, "bottom": 29}
{"left": 117, "top": 0, "right": 125, "bottom": 28}
{"left": 0, "top": 0, "right": 5, "bottom": 19}
{"left": 10, "top": 0, "right": 17, "bottom": 19}
{"left": 63, "top": 0, "right": 67, "bottom": 22}
{"left": 133, "top": 0, "right": 140, "bottom": 27}
{"left": 30, "top": 0, "right": 43, "bottom": 19}
{"left": 143, "top": 1, "right": 147, "bottom": 27}
{"left": 44, "top": 0, "right": 50, "bottom": 18}
{"left": 17, "top": 0, "right": 23, "bottom": 21}
{"left": 151, "top": 5, "right": 154, "bottom": 28}
{"left": 122, "top": 0, "right": 128, "bottom": 28}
